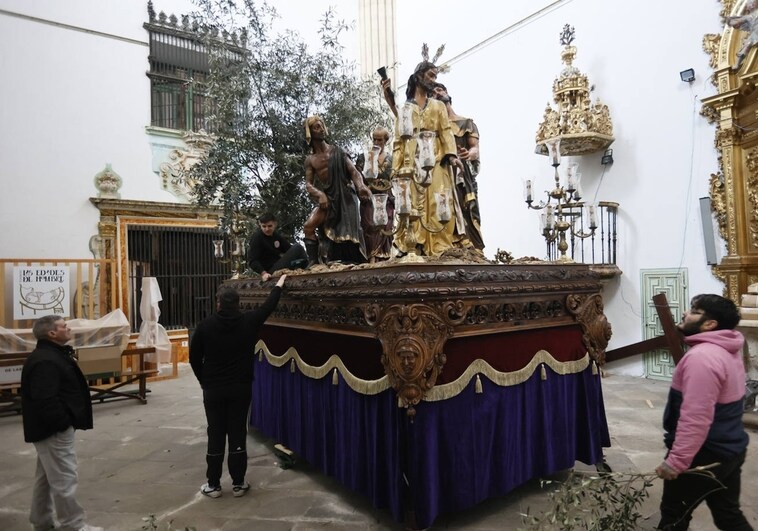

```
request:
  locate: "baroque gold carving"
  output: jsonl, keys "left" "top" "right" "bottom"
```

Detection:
{"left": 730, "top": 274, "right": 739, "bottom": 302}
{"left": 746, "top": 149, "right": 758, "bottom": 248}
{"left": 703, "top": 33, "right": 722, "bottom": 70}
{"left": 565, "top": 293, "right": 612, "bottom": 365}
{"left": 721, "top": 0, "right": 738, "bottom": 20}
{"left": 723, "top": 147, "right": 738, "bottom": 253}
{"left": 715, "top": 126, "right": 741, "bottom": 148}
{"left": 365, "top": 302, "right": 467, "bottom": 417}
{"left": 534, "top": 25, "right": 614, "bottom": 155}
{"left": 710, "top": 172, "right": 729, "bottom": 243}
{"left": 700, "top": 103, "right": 720, "bottom": 124}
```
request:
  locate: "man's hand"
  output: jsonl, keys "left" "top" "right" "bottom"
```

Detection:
{"left": 655, "top": 461, "right": 679, "bottom": 481}
{"left": 381, "top": 78, "right": 392, "bottom": 96}
{"left": 261, "top": 272, "right": 272, "bottom": 282}
{"left": 318, "top": 193, "right": 329, "bottom": 210}
{"left": 458, "top": 146, "right": 479, "bottom": 161}
{"left": 276, "top": 274, "right": 287, "bottom": 288}
{"left": 450, "top": 156, "right": 464, "bottom": 172}
{"left": 358, "top": 185, "right": 372, "bottom": 202}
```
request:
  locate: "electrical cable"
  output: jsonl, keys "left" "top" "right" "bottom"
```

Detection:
{"left": 676, "top": 86, "right": 700, "bottom": 274}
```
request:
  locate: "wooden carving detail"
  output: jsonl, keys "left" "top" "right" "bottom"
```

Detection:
{"left": 566, "top": 293, "right": 612, "bottom": 365}
{"left": 365, "top": 302, "right": 467, "bottom": 417}
{"left": 703, "top": 33, "right": 721, "bottom": 71}
{"left": 709, "top": 172, "right": 728, "bottom": 245}
{"left": 745, "top": 149, "right": 758, "bottom": 248}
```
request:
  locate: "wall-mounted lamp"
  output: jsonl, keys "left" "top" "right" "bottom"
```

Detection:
{"left": 601, "top": 148, "right": 614, "bottom": 165}
{"left": 679, "top": 68, "right": 695, "bottom": 83}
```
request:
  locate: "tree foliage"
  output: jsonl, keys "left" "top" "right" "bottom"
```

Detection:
{"left": 189, "top": 0, "right": 389, "bottom": 239}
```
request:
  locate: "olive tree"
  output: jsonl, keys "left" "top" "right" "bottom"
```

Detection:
{"left": 189, "top": 0, "right": 389, "bottom": 239}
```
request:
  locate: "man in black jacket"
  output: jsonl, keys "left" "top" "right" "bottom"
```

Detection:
{"left": 190, "top": 275, "right": 286, "bottom": 498}
{"left": 247, "top": 213, "right": 307, "bottom": 281}
{"left": 21, "top": 315, "right": 102, "bottom": 531}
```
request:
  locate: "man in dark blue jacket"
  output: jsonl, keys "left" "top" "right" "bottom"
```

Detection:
{"left": 21, "top": 315, "right": 102, "bottom": 531}
{"left": 190, "top": 275, "right": 286, "bottom": 498}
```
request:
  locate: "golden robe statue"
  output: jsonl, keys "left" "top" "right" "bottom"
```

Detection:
{"left": 392, "top": 97, "right": 463, "bottom": 257}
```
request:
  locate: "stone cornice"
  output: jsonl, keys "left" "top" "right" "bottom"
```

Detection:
{"left": 89, "top": 197, "right": 220, "bottom": 220}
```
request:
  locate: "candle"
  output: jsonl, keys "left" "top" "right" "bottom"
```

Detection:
{"left": 540, "top": 212, "right": 547, "bottom": 232}
{"left": 372, "top": 194, "right": 389, "bottom": 226}
{"left": 400, "top": 103, "right": 414, "bottom": 138}
{"left": 435, "top": 191, "right": 451, "bottom": 222}
{"left": 566, "top": 163, "right": 578, "bottom": 191}
{"left": 546, "top": 205, "right": 555, "bottom": 229}
{"left": 547, "top": 138, "right": 561, "bottom": 166}
{"left": 418, "top": 131, "right": 436, "bottom": 170}
{"left": 588, "top": 203, "right": 598, "bottom": 229}
{"left": 393, "top": 179, "right": 411, "bottom": 215}
{"left": 525, "top": 179, "right": 533, "bottom": 202}
{"left": 213, "top": 239, "right": 224, "bottom": 259}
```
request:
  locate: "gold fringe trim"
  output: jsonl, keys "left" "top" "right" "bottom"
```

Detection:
{"left": 541, "top": 364, "right": 547, "bottom": 381}
{"left": 256, "top": 340, "right": 391, "bottom": 395}
{"left": 256, "top": 341, "right": 590, "bottom": 401}
{"left": 423, "top": 351, "right": 590, "bottom": 402}
{"left": 332, "top": 368, "right": 339, "bottom": 386}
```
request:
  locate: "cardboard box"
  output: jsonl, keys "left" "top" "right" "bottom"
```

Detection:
{"left": 76, "top": 345, "right": 122, "bottom": 377}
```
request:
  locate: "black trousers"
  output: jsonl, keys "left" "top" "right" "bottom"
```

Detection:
{"left": 268, "top": 244, "right": 307, "bottom": 273}
{"left": 658, "top": 447, "right": 753, "bottom": 530}
{"left": 202, "top": 385, "right": 251, "bottom": 487}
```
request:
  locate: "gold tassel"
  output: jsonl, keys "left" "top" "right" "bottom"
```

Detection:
{"left": 258, "top": 349, "right": 263, "bottom": 362}
{"left": 290, "top": 358, "right": 296, "bottom": 373}
{"left": 398, "top": 395, "right": 403, "bottom": 408}
{"left": 540, "top": 364, "right": 547, "bottom": 381}
{"left": 475, "top": 374, "right": 483, "bottom": 394}
{"left": 592, "top": 360, "right": 598, "bottom": 375}
{"left": 332, "top": 368, "right": 339, "bottom": 386}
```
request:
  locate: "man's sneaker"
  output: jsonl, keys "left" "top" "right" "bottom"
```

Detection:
{"left": 200, "top": 483, "right": 222, "bottom": 498}
{"left": 76, "top": 526, "right": 104, "bottom": 531}
{"left": 232, "top": 482, "right": 250, "bottom": 497}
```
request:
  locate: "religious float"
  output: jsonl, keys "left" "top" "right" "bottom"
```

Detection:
{"left": 225, "top": 30, "right": 617, "bottom": 529}
{"left": 227, "top": 256, "right": 612, "bottom": 528}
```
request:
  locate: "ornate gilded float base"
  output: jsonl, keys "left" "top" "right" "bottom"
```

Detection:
{"left": 229, "top": 262, "right": 610, "bottom": 411}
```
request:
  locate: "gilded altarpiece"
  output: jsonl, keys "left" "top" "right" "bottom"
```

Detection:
{"left": 702, "top": 0, "right": 758, "bottom": 300}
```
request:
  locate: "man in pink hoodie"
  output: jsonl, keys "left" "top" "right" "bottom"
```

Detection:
{"left": 656, "top": 294, "right": 752, "bottom": 530}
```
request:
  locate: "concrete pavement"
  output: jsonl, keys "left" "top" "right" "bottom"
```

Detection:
{"left": 0, "top": 365, "right": 756, "bottom": 530}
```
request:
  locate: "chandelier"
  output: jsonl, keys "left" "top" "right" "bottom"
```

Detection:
{"left": 535, "top": 25, "right": 614, "bottom": 157}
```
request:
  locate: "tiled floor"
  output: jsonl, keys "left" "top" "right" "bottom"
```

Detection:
{"left": 0, "top": 366, "right": 756, "bottom": 530}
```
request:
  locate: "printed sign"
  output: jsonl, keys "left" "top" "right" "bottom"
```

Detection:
{"left": 13, "top": 266, "right": 70, "bottom": 320}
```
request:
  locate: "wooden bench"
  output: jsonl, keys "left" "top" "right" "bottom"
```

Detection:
{"left": 0, "top": 346, "right": 159, "bottom": 415}
{"left": 88, "top": 347, "right": 159, "bottom": 404}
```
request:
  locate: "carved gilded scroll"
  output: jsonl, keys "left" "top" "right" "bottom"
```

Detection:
{"left": 566, "top": 293, "right": 612, "bottom": 365}
{"left": 745, "top": 149, "right": 758, "bottom": 248}
{"left": 365, "top": 301, "right": 467, "bottom": 417}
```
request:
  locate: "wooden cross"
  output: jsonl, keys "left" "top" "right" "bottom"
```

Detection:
{"left": 604, "top": 292, "right": 685, "bottom": 365}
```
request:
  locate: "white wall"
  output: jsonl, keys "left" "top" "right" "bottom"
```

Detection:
{"left": 0, "top": 0, "right": 189, "bottom": 258}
